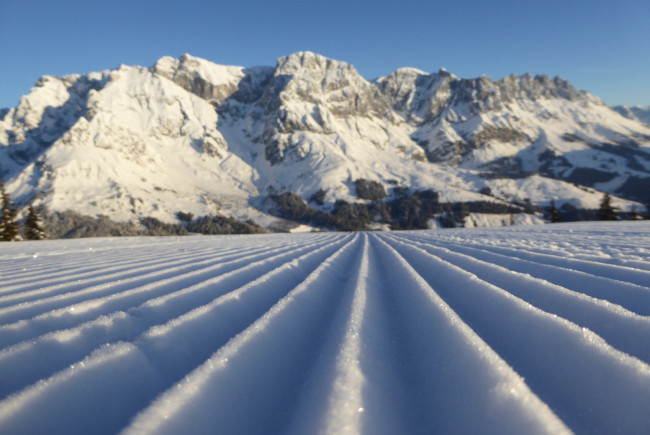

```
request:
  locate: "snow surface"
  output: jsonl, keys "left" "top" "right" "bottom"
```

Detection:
{"left": 1, "top": 221, "right": 650, "bottom": 434}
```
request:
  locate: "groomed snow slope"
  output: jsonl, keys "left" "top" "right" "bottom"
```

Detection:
{"left": 1, "top": 222, "right": 650, "bottom": 434}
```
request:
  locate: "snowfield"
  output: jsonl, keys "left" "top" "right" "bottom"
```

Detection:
{"left": 0, "top": 222, "right": 649, "bottom": 434}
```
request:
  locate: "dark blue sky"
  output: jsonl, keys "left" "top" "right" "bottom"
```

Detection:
{"left": 1, "top": 0, "right": 648, "bottom": 108}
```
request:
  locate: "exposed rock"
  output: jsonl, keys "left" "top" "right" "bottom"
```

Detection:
{"left": 153, "top": 54, "right": 246, "bottom": 105}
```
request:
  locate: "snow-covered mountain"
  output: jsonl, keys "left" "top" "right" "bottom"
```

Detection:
{"left": 1, "top": 52, "right": 649, "bottom": 228}
{"left": 376, "top": 69, "right": 650, "bottom": 201}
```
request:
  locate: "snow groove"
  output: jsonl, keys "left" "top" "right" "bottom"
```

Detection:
{"left": 439, "top": 239, "right": 650, "bottom": 287}
{"left": 0, "top": 236, "right": 331, "bottom": 325}
{"left": 0, "top": 235, "right": 346, "bottom": 348}
{"left": 0, "top": 235, "right": 353, "bottom": 400}
{"left": 0, "top": 222, "right": 648, "bottom": 434}
{"left": 384, "top": 234, "right": 650, "bottom": 365}
{"left": 123, "top": 234, "right": 365, "bottom": 435}
{"left": 401, "top": 235, "right": 650, "bottom": 316}
{"left": 381, "top": 234, "right": 650, "bottom": 433}
{"left": 0, "top": 241, "right": 286, "bottom": 300}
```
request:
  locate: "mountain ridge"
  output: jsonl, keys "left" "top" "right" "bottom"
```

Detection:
{"left": 1, "top": 52, "right": 648, "bottom": 230}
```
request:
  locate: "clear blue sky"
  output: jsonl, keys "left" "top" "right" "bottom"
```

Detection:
{"left": 1, "top": 0, "right": 649, "bottom": 108}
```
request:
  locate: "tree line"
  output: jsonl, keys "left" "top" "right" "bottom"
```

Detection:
{"left": 275, "top": 179, "right": 649, "bottom": 231}
{"left": 270, "top": 179, "right": 531, "bottom": 231}
{"left": 2, "top": 176, "right": 647, "bottom": 241}
{"left": 0, "top": 182, "right": 46, "bottom": 241}
{"left": 546, "top": 192, "right": 649, "bottom": 223}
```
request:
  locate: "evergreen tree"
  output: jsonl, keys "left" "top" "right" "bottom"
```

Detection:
{"left": 0, "top": 182, "right": 20, "bottom": 241}
{"left": 24, "top": 205, "right": 47, "bottom": 240}
{"left": 549, "top": 199, "right": 561, "bottom": 223}
{"left": 597, "top": 193, "right": 618, "bottom": 221}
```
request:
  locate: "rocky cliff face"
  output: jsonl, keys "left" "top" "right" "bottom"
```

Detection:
{"left": 153, "top": 54, "right": 245, "bottom": 104}
{"left": 1, "top": 52, "right": 649, "bottom": 226}
{"left": 251, "top": 52, "right": 402, "bottom": 165}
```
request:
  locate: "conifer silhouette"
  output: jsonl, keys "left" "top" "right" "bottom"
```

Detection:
{"left": 0, "top": 182, "right": 20, "bottom": 241}
{"left": 549, "top": 200, "right": 561, "bottom": 223}
{"left": 24, "top": 205, "right": 47, "bottom": 240}
{"left": 597, "top": 193, "right": 618, "bottom": 221}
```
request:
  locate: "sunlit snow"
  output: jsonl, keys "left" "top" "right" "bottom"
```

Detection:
{"left": 1, "top": 221, "right": 649, "bottom": 434}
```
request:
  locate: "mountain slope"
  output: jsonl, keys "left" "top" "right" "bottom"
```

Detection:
{"left": 613, "top": 105, "right": 650, "bottom": 127}
{"left": 1, "top": 52, "right": 648, "bottom": 228}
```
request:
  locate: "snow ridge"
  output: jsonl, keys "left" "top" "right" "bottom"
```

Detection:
{"left": 0, "top": 222, "right": 650, "bottom": 433}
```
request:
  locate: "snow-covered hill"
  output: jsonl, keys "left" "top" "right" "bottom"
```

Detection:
{"left": 1, "top": 52, "right": 648, "bottom": 227}
{"left": 0, "top": 222, "right": 649, "bottom": 433}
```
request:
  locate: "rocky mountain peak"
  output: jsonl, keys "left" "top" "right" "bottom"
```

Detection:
{"left": 451, "top": 73, "right": 599, "bottom": 111}
{"left": 275, "top": 51, "right": 345, "bottom": 74}
{"left": 377, "top": 67, "right": 458, "bottom": 124}
{"left": 152, "top": 54, "right": 246, "bottom": 104}
{"left": 256, "top": 52, "right": 395, "bottom": 165}
{"left": 266, "top": 51, "right": 389, "bottom": 117}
